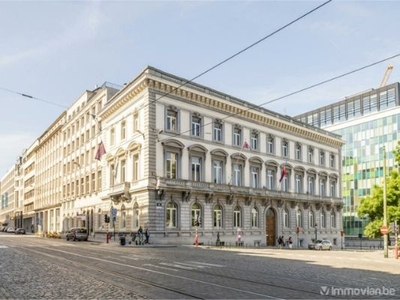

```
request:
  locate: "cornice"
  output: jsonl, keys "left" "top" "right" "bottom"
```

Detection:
{"left": 101, "top": 74, "right": 344, "bottom": 149}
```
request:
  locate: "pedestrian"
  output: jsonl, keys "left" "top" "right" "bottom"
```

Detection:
{"left": 145, "top": 227, "right": 150, "bottom": 244}
{"left": 281, "top": 236, "right": 285, "bottom": 248}
{"left": 288, "top": 237, "right": 293, "bottom": 249}
{"left": 138, "top": 226, "right": 143, "bottom": 244}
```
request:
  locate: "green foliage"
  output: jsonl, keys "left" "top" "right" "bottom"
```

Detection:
{"left": 357, "top": 143, "right": 400, "bottom": 238}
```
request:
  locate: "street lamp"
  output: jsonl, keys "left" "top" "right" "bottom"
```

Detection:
{"left": 314, "top": 223, "right": 318, "bottom": 241}
{"left": 383, "top": 145, "right": 388, "bottom": 258}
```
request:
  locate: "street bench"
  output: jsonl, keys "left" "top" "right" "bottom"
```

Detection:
{"left": 235, "top": 241, "right": 244, "bottom": 247}
{"left": 216, "top": 241, "right": 225, "bottom": 246}
{"left": 254, "top": 240, "right": 261, "bottom": 247}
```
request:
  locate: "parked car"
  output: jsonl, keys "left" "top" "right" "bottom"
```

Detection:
{"left": 6, "top": 227, "right": 15, "bottom": 233}
{"left": 15, "top": 228, "right": 26, "bottom": 235}
{"left": 314, "top": 239, "right": 333, "bottom": 251}
{"left": 66, "top": 227, "right": 88, "bottom": 241}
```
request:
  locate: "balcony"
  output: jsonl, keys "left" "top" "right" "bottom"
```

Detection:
{"left": 108, "top": 182, "right": 130, "bottom": 198}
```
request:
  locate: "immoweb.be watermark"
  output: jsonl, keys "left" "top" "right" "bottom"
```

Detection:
{"left": 320, "top": 286, "right": 396, "bottom": 297}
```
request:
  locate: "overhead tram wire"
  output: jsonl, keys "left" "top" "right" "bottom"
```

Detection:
{"left": 140, "top": 0, "right": 332, "bottom": 113}
{"left": 0, "top": 87, "right": 68, "bottom": 109}
{"left": 158, "top": 52, "right": 400, "bottom": 143}
{"left": 91, "top": 0, "right": 333, "bottom": 135}
{"left": 0, "top": 1, "right": 331, "bottom": 133}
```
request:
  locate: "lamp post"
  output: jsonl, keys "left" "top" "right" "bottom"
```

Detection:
{"left": 383, "top": 145, "right": 388, "bottom": 258}
{"left": 314, "top": 223, "right": 318, "bottom": 241}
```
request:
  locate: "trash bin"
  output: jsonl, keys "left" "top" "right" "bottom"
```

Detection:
{"left": 120, "top": 235, "right": 126, "bottom": 246}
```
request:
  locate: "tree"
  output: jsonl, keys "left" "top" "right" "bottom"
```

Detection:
{"left": 357, "top": 142, "right": 400, "bottom": 238}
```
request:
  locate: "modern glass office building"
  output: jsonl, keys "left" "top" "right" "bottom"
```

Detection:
{"left": 295, "top": 82, "right": 400, "bottom": 237}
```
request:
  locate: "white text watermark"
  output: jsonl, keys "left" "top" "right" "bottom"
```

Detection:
{"left": 320, "top": 286, "right": 396, "bottom": 297}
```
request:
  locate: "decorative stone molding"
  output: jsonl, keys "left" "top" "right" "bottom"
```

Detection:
{"left": 205, "top": 192, "right": 214, "bottom": 204}
{"left": 182, "top": 190, "right": 191, "bottom": 202}
{"left": 227, "top": 194, "right": 234, "bottom": 205}
{"left": 156, "top": 189, "right": 165, "bottom": 200}
{"left": 277, "top": 200, "right": 284, "bottom": 208}
{"left": 245, "top": 197, "right": 252, "bottom": 206}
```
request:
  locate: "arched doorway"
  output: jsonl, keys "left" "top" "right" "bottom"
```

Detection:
{"left": 265, "top": 208, "right": 276, "bottom": 246}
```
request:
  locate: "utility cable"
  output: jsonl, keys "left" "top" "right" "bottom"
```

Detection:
{"left": 158, "top": 52, "right": 400, "bottom": 143}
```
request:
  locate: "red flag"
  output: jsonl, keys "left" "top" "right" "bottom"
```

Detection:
{"left": 242, "top": 141, "right": 251, "bottom": 150}
{"left": 95, "top": 141, "right": 106, "bottom": 161}
{"left": 279, "top": 165, "right": 287, "bottom": 183}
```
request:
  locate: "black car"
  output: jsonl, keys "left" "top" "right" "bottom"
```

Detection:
{"left": 15, "top": 228, "right": 26, "bottom": 235}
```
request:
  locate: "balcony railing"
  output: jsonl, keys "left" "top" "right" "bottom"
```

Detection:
{"left": 156, "top": 177, "right": 342, "bottom": 204}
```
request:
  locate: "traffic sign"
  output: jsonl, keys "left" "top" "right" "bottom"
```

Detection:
{"left": 380, "top": 225, "right": 388, "bottom": 235}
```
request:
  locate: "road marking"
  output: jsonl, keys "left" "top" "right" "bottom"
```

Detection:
{"left": 0, "top": 245, "right": 8, "bottom": 248}
{"left": 143, "top": 264, "right": 179, "bottom": 272}
{"left": 160, "top": 262, "right": 195, "bottom": 270}
{"left": 187, "top": 261, "right": 225, "bottom": 267}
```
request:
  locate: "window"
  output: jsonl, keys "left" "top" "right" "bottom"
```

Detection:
{"left": 331, "top": 212, "right": 336, "bottom": 228}
{"left": 213, "top": 121, "right": 223, "bottom": 142}
{"left": 191, "top": 115, "right": 201, "bottom": 137}
{"left": 250, "top": 167, "right": 259, "bottom": 188}
{"left": 321, "top": 211, "right": 326, "bottom": 228}
{"left": 121, "top": 159, "right": 126, "bottom": 183}
{"left": 330, "top": 154, "right": 335, "bottom": 168}
{"left": 121, "top": 121, "right": 126, "bottom": 140}
{"left": 267, "top": 135, "right": 274, "bottom": 154}
{"left": 133, "top": 112, "right": 139, "bottom": 131}
{"left": 320, "top": 151, "right": 325, "bottom": 166}
{"left": 213, "top": 204, "right": 222, "bottom": 228}
{"left": 133, "top": 154, "right": 139, "bottom": 181}
{"left": 282, "top": 140, "right": 288, "bottom": 157}
{"left": 281, "top": 175, "right": 289, "bottom": 192}
{"left": 85, "top": 175, "right": 89, "bottom": 194}
{"left": 233, "top": 163, "right": 243, "bottom": 186}
{"left": 121, "top": 206, "right": 126, "bottom": 229}
{"left": 309, "top": 211, "right": 314, "bottom": 229}
{"left": 91, "top": 173, "right": 95, "bottom": 192}
{"left": 213, "top": 160, "right": 223, "bottom": 184}
{"left": 110, "top": 128, "right": 115, "bottom": 146}
{"left": 97, "top": 170, "right": 102, "bottom": 190}
{"left": 308, "top": 147, "right": 313, "bottom": 163}
{"left": 320, "top": 178, "right": 326, "bottom": 196}
{"left": 133, "top": 204, "right": 139, "bottom": 229}
{"left": 295, "top": 143, "right": 301, "bottom": 160}
{"left": 233, "top": 205, "right": 241, "bottom": 228}
{"left": 266, "top": 169, "right": 275, "bottom": 190}
{"left": 296, "top": 210, "right": 302, "bottom": 228}
{"left": 233, "top": 127, "right": 241, "bottom": 147}
{"left": 308, "top": 177, "right": 315, "bottom": 195}
{"left": 166, "top": 202, "right": 178, "bottom": 228}
{"left": 191, "top": 157, "right": 202, "bottom": 182}
{"left": 166, "top": 152, "right": 178, "bottom": 179}
{"left": 330, "top": 180, "right": 336, "bottom": 197}
{"left": 251, "top": 207, "right": 259, "bottom": 227}
{"left": 295, "top": 174, "right": 302, "bottom": 193}
{"left": 166, "top": 109, "right": 178, "bottom": 132}
{"left": 110, "top": 164, "right": 115, "bottom": 187}
{"left": 251, "top": 132, "right": 258, "bottom": 150}
{"left": 191, "top": 203, "right": 202, "bottom": 227}
{"left": 283, "top": 209, "right": 289, "bottom": 227}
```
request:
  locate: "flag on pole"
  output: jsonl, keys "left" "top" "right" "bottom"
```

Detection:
{"left": 279, "top": 165, "right": 287, "bottom": 183}
{"left": 95, "top": 141, "right": 106, "bottom": 161}
{"left": 242, "top": 141, "right": 251, "bottom": 150}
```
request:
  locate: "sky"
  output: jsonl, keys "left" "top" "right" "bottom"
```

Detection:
{"left": 1, "top": 0, "right": 400, "bottom": 177}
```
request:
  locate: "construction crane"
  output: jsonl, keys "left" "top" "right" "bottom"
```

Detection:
{"left": 380, "top": 65, "right": 393, "bottom": 88}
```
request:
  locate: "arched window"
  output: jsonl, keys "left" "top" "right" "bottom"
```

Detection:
{"left": 132, "top": 203, "right": 139, "bottom": 229}
{"left": 296, "top": 209, "right": 302, "bottom": 228}
{"left": 233, "top": 205, "right": 241, "bottom": 228}
{"left": 97, "top": 208, "right": 102, "bottom": 229}
{"left": 331, "top": 212, "right": 336, "bottom": 228}
{"left": 283, "top": 208, "right": 289, "bottom": 228}
{"left": 166, "top": 202, "right": 178, "bottom": 228}
{"left": 321, "top": 211, "right": 326, "bottom": 228}
{"left": 309, "top": 210, "right": 314, "bottom": 229}
{"left": 191, "top": 203, "right": 202, "bottom": 227}
{"left": 251, "top": 207, "right": 259, "bottom": 228}
{"left": 121, "top": 204, "right": 126, "bottom": 229}
{"left": 213, "top": 204, "right": 223, "bottom": 228}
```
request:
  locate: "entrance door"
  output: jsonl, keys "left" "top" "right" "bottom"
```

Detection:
{"left": 266, "top": 208, "right": 276, "bottom": 246}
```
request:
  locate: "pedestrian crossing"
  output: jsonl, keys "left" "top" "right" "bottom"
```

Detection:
{"left": 143, "top": 261, "right": 225, "bottom": 271}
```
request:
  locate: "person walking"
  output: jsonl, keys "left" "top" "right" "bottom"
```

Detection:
{"left": 288, "top": 237, "right": 293, "bottom": 249}
{"left": 145, "top": 227, "right": 150, "bottom": 244}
